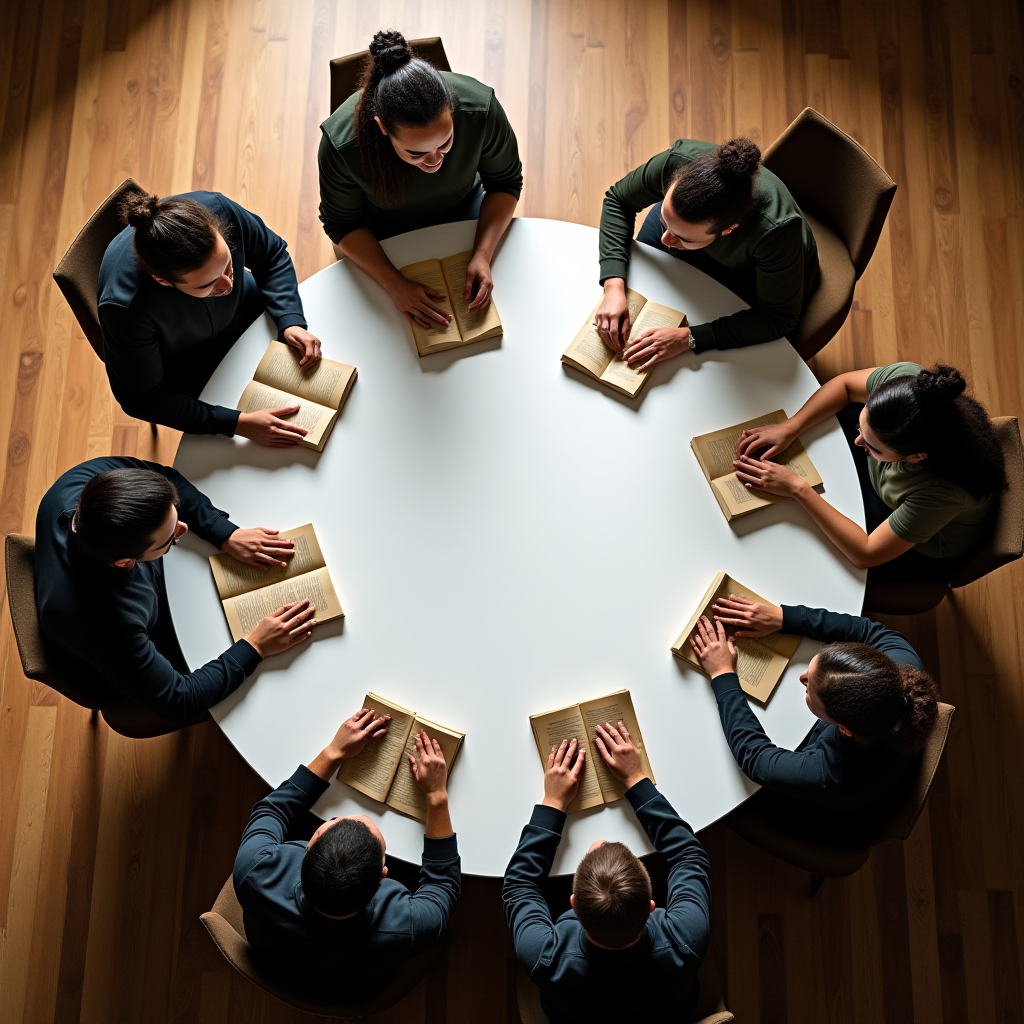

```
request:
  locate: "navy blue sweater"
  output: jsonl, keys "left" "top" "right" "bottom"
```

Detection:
{"left": 234, "top": 765, "right": 461, "bottom": 991}
{"left": 502, "top": 780, "right": 711, "bottom": 1024}
{"left": 98, "top": 191, "right": 307, "bottom": 435}
{"left": 712, "top": 605, "right": 924, "bottom": 822}
{"left": 34, "top": 457, "right": 261, "bottom": 720}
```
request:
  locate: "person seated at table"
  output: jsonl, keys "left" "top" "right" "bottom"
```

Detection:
{"left": 690, "top": 598, "right": 939, "bottom": 840}
{"left": 594, "top": 136, "right": 819, "bottom": 369}
{"left": 234, "top": 707, "right": 461, "bottom": 992}
{"left": 318, "top": 30, "right": 522, "bottom": 333}
{"left": 34, "top": 456, "right": 316, "bottom": 723}
{"left": 502, "top": 723, "right": 711, "bottom": 1024}
{"left": 730, "top": 362, "right": 1005, "bottom": 584}
{"left": 99, "top": 190, "right": 322, "bottom": 442}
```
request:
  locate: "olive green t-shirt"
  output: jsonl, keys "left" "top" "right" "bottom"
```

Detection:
{"left": 866, "top": 362, "right": 993, "bottom": 558}
{"left": 318, "top": 72, "right": 523, "bottom": 243}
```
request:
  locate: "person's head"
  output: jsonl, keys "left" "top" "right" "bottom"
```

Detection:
{"left": 121, "top": 193, "right": 234, "bottom": 297}
{"left": 71, "top": 468, "right": 187, "bottom": 568}
{"left": 355, "top": 30, "right": 456, "bottom": 207}
{"left": 857, "top": 364, "right": 1005, "bottom": 501}
{"left": 659, "top": 138, "right": 762, "bottom": 250}
{"left": 800, "top": 643, "right": 938, "bottom": 753}
{"left": 569, "top": 840, "right": 655, "bottom": 949}
{"left": 301, "top": 815, "right": 388, "bottom": 918}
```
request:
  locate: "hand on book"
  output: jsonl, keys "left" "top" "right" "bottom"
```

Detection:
{"left": 409, "top": 732, "right": 448, "bottom": 800}
{"left": 542, "top": 738, "right": 586, "bottom": 812}
{"left": 221, "top": 527, "right": 296, "bottom": 569}
{"left": 281, "top": 325, "right": 322, "bottom": 369}
{"left": 245, "top": 599, "right": 316, "bottom": 657}
{"left": 387, "top": 275, "right": 452, "bottom": 330}
{"left": 594, "top": 279, "right": 631, "bottom": 351}
{"left": 732, "top": 454, "right": 804, "bottom": 498}
{"left": 236, "top": 406, "right": 308, "bottom": 447}
{"left": 593, "top": 722, "right": 647, "bottom": 790}
{"left": 463, "top": 251, "right": 493, "bottom": 311}
{"left": 711, "top": 595, "right": 784, "bottom": 638}
{"left": 689, "top": 615, "right": 738, "bottom": 679}
{"left": 331, "top": 708, "right": 391, "bottom": 761}
{"left": 736, "top": 421, "right": 797, "bottom": 462}
{"left": 623, "top": 326, "right": 692, "bottom": 371}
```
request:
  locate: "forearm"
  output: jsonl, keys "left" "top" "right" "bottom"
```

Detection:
{"left": 116, "top": 384, "right": 239, "bottom": 436}
{"left": 787, "top": 375, "right": 859, "bottom": 434}
{"left": 334, "top": 228, "right": 404, "bottom": 292}
{"left": 792, "top": 482, "right": 901, "bottom": 568}
{"left": 471, "top": 192, "right": 517, "bottom": 261}
{"left": 782, "top": 605, "right": 923, "bottom": 667}
{"left": 424, "top": 793, "right": 453, "bottom": 838}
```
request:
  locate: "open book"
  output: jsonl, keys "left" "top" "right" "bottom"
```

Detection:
{"left": 237, "top": 341, "right": 357, "bottom": 452}
{"left": 208, "top": 523, "right": 344, "bottom": 642}
{"left": 338, "top": 692, "right": 464, "bottom": 822}
{"left": 691, "top": 410, "right": 823, "bottom": 520}
{"left": 671, "top": 572, "right": 801, "bottom": 706}
{"left": 400, "top": 251, "right": 503, "bottom": 355}
{"left": 530, "top": 689, "right": 654, "bottom": 813}
{"left": 562, "top": 288, "right": 686, "bottom": 398}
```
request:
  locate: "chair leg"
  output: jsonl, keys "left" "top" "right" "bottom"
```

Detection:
{"left": 809, "top": 873, "right": 825, "bottom": 898}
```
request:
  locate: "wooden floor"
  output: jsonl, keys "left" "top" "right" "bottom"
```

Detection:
{"left": 2, "top": 0, "right": 1023, "bottom": 1020}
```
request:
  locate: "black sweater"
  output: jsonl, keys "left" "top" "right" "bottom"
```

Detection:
{"left": 34, "top": 457, "right": 262, "bottom": 721}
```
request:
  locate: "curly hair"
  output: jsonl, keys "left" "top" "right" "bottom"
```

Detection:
{"left": 666, "top": 137, "right": 762, "bottom": 233}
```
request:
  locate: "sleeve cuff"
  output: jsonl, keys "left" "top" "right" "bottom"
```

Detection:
{"left": 423, "top": 833, "right": 460, "bottom": 861}
{"left": 227, "top": 638, "right": 263, "bottom": 675}
{"left": 624, "top": 777, "right": 659, "bottom": 811}
{"left": 598, "top": 260, "right": 629, "bottom": 285}
{"left": 710, "top": 672, "right": 743, "bottom": 699}
{"left": 275, "top": 313, "right": 308, "bottom": 332}
{"left": 289, "top": 763, "right": 332, "bottom": 800}
{"left": 780, "top": 605, "right": 809, "bottom": 636}
{"left": 689, "top": 322, "right": 716, "bottom": 353}
{"left": 529, "top": 804, "right": 567, "bottom": 834}
{"left": 215, "top": 405, "right": 242, "bottom": 437}
{"left": 208, "top": 517, "right": 240, "bottom": 548}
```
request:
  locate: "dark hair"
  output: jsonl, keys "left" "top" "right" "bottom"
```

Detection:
{"left": 667, "top": 137, "right": 762, "bottom": 234}
{"left": 73, "top": 468, "right": 180, "bottom": 563}
{"left": 355, "top": 30, "right": 454, "bottom": 208}
{"left": 121, "top": 193, "right": 228, "bottom": 282}
{"left": 866, "top": 364, "right": 1005, "bottom": 500}
{"left": 572, "top": 842, "right": 652, "bottom": 948}
{"left": 301, "top": 818, "right": 384, "bottom": 916}
{"left": 816, "top": 643, "right": 939, "bottom": 754}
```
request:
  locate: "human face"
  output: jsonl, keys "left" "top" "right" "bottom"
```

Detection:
{"left": 109, "top": 505, "right": 188, "bottom": 569}
{"left": 800, "top": 655, "right": 852, "bottom": 737}
{"left": 855, "top": 407, "right": 928, "bottom": 465}
{"left": 659, "top": 182, "right": 738, "bottom": 250}
{"left": 376, "top": 109, "right": 454, "bottom": 173}
{"left": 152, "top": 231, "right": 234, "bottom": 297}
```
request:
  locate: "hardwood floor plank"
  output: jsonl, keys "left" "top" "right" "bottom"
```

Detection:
{"left": 757, "top": 912, "right": 788, "bottom": 1023}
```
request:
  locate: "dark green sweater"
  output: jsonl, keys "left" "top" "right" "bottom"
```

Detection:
{"left": 318, "top": 72, "right": 523, "bottom": 243}
{"left": 599, "top": 139, "right": 819, "bottom": 351}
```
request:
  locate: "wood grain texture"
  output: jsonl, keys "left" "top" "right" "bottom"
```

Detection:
{"left": 2, "top": 1, "right": 1024, "bottom": 1021}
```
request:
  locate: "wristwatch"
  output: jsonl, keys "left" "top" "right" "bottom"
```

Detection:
{"left": 687, "top": 334, "right": 697, "bottom": 351}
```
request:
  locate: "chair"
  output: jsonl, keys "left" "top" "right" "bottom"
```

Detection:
{"left": 515, "top": 951, "right": 733, "bottom": 1023}
{"left": 725, "top": 703, "right": 954, "bottom": 895}
{"left": 329, "top": 37, "right": 451, "bottom": 114}
{"left": 4, "top": 533, "right": 207, "bottom": 739}
{"left": 761, "top": 107, "right": 897, "bottom": 360}
{"left": 200, "top": 876, "right": 444, "bottom": 1018}
{"left": 863, "top": 416, "right": 1024, "bottom": 615}
{"left": 53, "top": 177, "right": 147, "bottom": 361}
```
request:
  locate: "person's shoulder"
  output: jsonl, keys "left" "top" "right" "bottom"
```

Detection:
{"left": 866, "top": 361, "right": 923, "bottom": 393}
{"left": 670, "top": 138, "right": 716, "bottom": 158}
{"left": 749, "top": 166, "right": 808, "bottom": 233}
{"left": 320, "top": 91, "right": 361, "bottom": 151}
{"left": 445, "top": 72, "right": 497, "bottom": 113}
{"left": 98, "top": 224, "right": 142, "bottom": 306}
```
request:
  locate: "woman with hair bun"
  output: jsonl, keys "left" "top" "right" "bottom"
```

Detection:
{"left": 98, "top": 191, "right": 321, "bottom": 442}
{"left": 318, "top": 30, "right": 522, "bottom": 330}
{"left": 595, "top": 136, "right": 820, "bottom": 366}
{"left": 731, "top": 362, "right": 1005, "bottom": 578}
{"left": 689, "top": 597, "right": 939, "bottom": 838}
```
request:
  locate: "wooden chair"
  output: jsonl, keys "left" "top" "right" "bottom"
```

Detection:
{"left": 329, "top": 37, "right": 451, "bottom": 114}
{"left": 200, "top": 876, "right": 443, "bottom": 1019}
{"left": 515, "top": 949, "right": 734, "bottom": 1023}
{"left": 725, "top": 703, "right": 954, "bottom": 895}
{"left": 761, "top": 107, "right": 897, "bottom": 360}
{"left": 863, "top": 416, "right": 1024, "bottom": 615}
{"left": 52, "top": 176, "right": 147, "bottom": 361}
{"left": 4, "top": 533, "right": 206, "bottom": 739}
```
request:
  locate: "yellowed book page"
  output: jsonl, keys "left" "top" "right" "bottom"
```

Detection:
{"left": 710, "top": 473, "right": 778, "bottom": 516}
{"left": 626, "top": 301, "right": 686, "bottom": 340}
{"left": 237, "top": 381, "right": 335, "bottom": 449}
{"left": 593, "top": 298, "right": 684, "bottom": 396}
{"left": 253, "top": 340, "right": 356, "bottom": 410}
{"left": 735, "top": 639, "right": 789, "bottom": 704}
{"left": 579, "top": 690, "right": 655, "bottom": 800}
{"left": 671, "top": 572, "right": 728, "bottom": 670}
{"left": 385, "top": 716, "right": 465, "bottom": 821}
{"left": 337, "top": 693, "right": 416, "bottom": 801}
{"left": 440, "top": 251, "right": 502, "bottom": 342}
{"left": 209, "top": 523, "right": 324, "bottom": 600}
{"left": 220, "top": 566, "right": 343, "bottom": 642}
{"left": 530, "top": 705, "right": 605, "bottom": 812}
{"left": 400, "top": 259, "right": 463, "bottom": 353}
{"left": 563, "top": 289, "right": 647, "bottom": 379}
{"left": 693, "top": 411, "right": 787, "bottom": 480}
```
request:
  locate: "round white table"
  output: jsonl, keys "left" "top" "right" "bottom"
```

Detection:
{"left": 166, "top": 217, "right": 865, "bottom": 876}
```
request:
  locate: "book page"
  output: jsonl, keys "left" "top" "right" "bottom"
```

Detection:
{"left": 735, "top": 639, "right": 789, "bottom": 704}
{"left": 209, "top": 523, "right": 324, "bottom": 600}
{"left": 237, "top": 381, "right": 335, "bottom": 448}
{"left": 693, "top": 411, "right": 787, "bottom": 481}
{"left": 530, "top": 705, "right": 605, "bottom": 812}
{"left": 579, "top": 689, "right": 655, "bottom": 799}
{"left": 711, "top": 473, "right": 778, "bottom": 516}
{"left": 625, "top": 300, "right": 685, "bottom": 340}
{"left": 598, "top": 354, "right": 647, "bottom": 397}
{"left": 385, "top": 716, "right": 465, "bottom": 821}
{"left": 221, "top": 566, "right": 343, "bottom": 641}
{"left": 441, "top": 251, "right": 502, "bottom": 342}
{"left": 338, "top": 693, "right": 416, "bottom": 802}
{"left": 253, "top": 340, "right": 356, "bottom": 410}
{"left": 562, "top": 289, "right": 647, "bottom": 379}
{"left": 400, "top": 259, "right": 463, "bottom": 352}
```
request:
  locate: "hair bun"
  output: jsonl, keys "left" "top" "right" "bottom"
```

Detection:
{"left": 913, "top": 363, "right": 966, "bottom": 407}
{"left": 369, "top": 29, "right": 413, "bottom": 75}
{"left": 122, "top": 192, "right": 160, "bottom": 230}
{"left": 716, "top": 137, "right": 761, "bottom": 180}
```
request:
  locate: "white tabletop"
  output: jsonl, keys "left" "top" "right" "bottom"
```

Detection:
{"left": 166, "top": 217, "right": 865, "bottom": 876}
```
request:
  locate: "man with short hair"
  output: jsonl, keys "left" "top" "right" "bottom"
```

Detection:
{"left": 503, "top": 722, "right": 711, "bottom": 1023}
{"left": 233, "top": 707, "right": 461, "bottom": 991}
